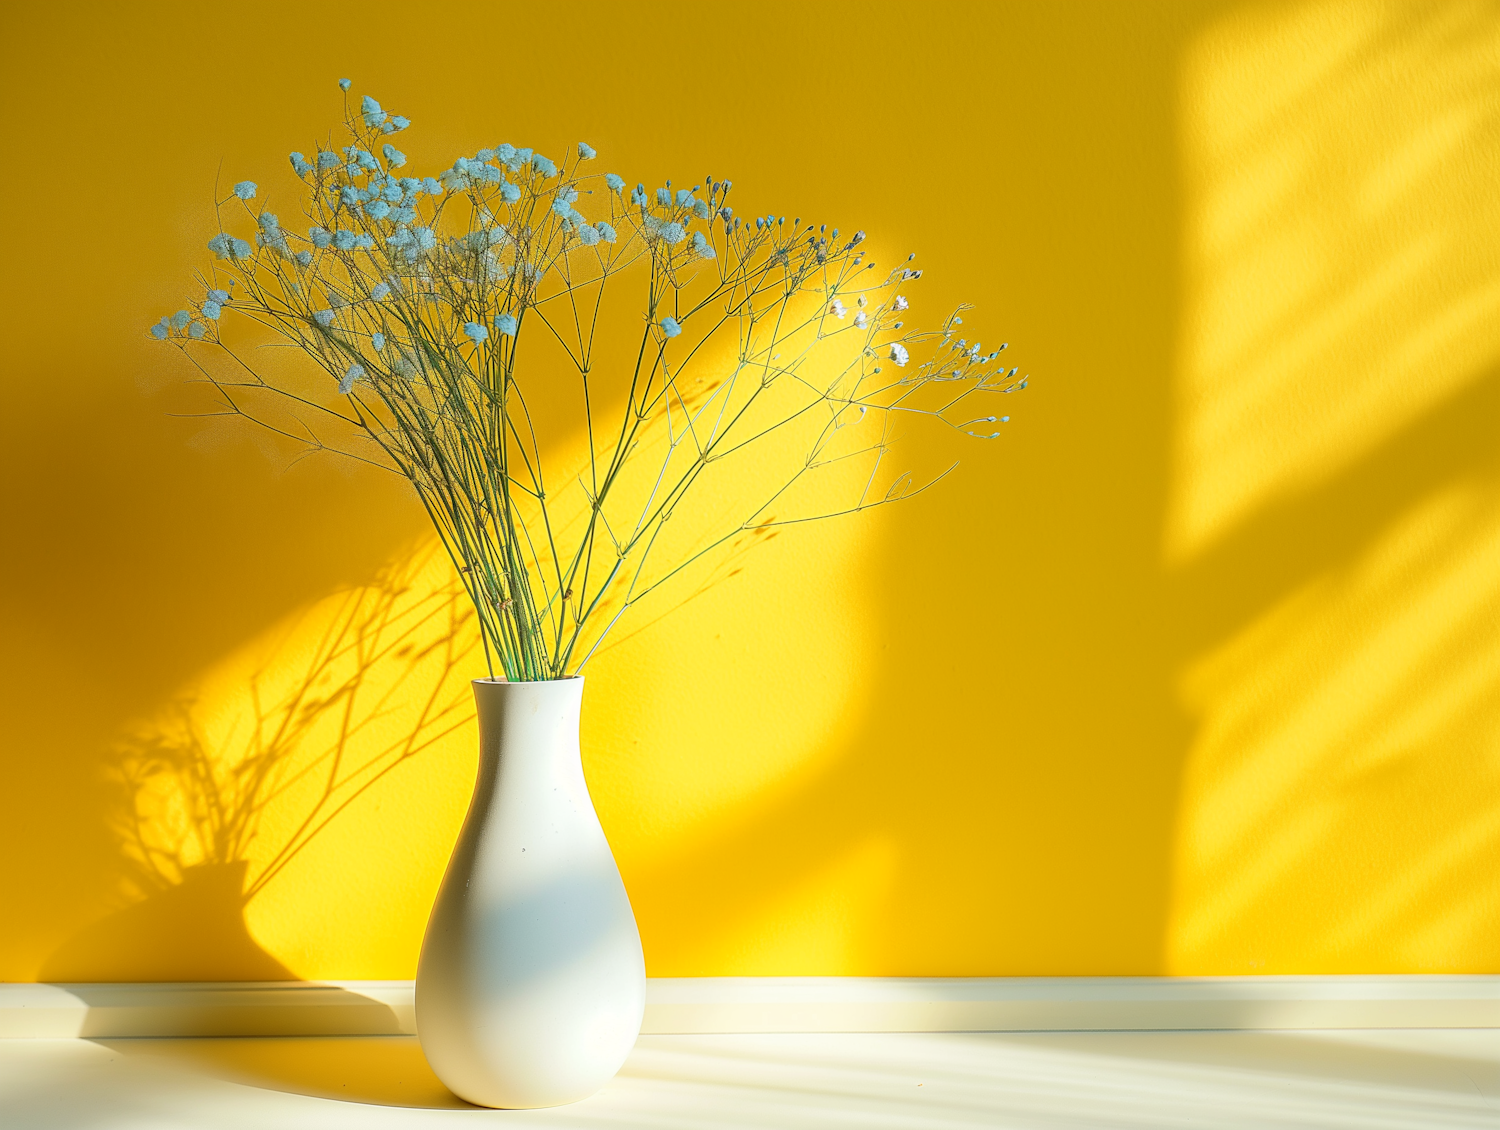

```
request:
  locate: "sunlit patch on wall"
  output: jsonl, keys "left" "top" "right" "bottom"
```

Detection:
{"left": 1169, "top": 0, "right": 1500, "bottom": 561}
{"left": 1169, "top": 483, "right": 1500, "bottom": 971}
{"left": 1165, "top": 0, "right": 1500, "bottom": 973}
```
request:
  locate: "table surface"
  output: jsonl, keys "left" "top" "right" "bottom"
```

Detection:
{"left": 3, "top": 1029, "right": 1499, "bottom": 1128}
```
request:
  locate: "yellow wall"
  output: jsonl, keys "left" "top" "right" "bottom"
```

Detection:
{"left": 3, "top": 0, "right": 1498, "bottom": 981}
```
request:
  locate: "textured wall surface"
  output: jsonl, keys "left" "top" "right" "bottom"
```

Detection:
{"left": 2, "top": 0, "right": 1498, "bottom": 980}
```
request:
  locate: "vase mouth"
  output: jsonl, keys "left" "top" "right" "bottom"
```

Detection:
{"left": 472, "top": 675, "right": 583, "bottom": 685}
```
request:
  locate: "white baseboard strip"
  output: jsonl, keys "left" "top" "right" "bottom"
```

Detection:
{"left": 2, "top": 976, "right": 1496, "bottom": 1039}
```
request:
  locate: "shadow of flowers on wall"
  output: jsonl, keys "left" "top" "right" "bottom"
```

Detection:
{"left": 41, "top": 544, "right": 481, "bottom": 981}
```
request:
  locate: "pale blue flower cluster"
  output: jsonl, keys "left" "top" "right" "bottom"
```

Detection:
{"left": 314, "top": 309, "right": 336, "bottom": 327}
{"left": 552, "top": 185, "right": 579, "bottom": 219}
{"left": 373, "top": 332, "right": 386, "bottom": 350}
{"left": 577, "top": 142, "right": 596, "bottom": 160}
{"left": 692, "top": 230, "right": 715, "bottom": 259}
{"left": 494, "top": 313, "right": 517, "bottom": 336}
{"left": 382, "top": 144, "right": 406, "bottom": 168}
{"left": 605, "top": 173, "right": 624, "bottom": 193}
{"left": 631, "top": 184, "right": 647, "bottom": 206}
{"left": 208, "top": 233, "right": 253, "bottom": 260}
{"left": 361, "top": 95, "right": 385, "bottom": 128}
{"left": 339, "top": 78, "right": 351, "bottom": 91}
{"left": 233, "top": 181, "right": 256, "bottom": 200}
{"left": 201, "top": 299, "right": 222, "bottom": 320}
{"left": 660, "top": 316, "right": 682, "bottom": 338}
{"left": 371, "top": 282, "right": 391, "bottom": 300}
{"left": 290, "top": 152, "right": 313, "bottom": 177}
{"left": 596, "top": 222, "right": 617, "bottom": 243}
{"left": 531, "top": 153, "right": 557, "bottom": 177}
{"left": 463, "top": 322, "right": 489, "bottom": 343}
{"left": 339, "top": 363, "right": 364, "bottom": 393}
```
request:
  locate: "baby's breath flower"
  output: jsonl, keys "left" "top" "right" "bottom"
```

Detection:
{"left": 233, "top": 181, "right": 256, "bottom": 200}
{"left": 391, "top": 115, "right": 410, "bottom": 131}
{"left": 854, "top": 311, "right": 867, "bottom": 329}
{"left": 295, "top": 250, "right": 313, "bottom": 267}
{"left": 604, "top": 173, "right": 624, "bottom": 193}
{"left": 367, "top": 200, "right": 391, "bottom": 220}
{"left": 421, "top": 176, "right": 441, "bottom": 195}
{"left": 207, "top": 233, "right": 231, "bottom": 258}
{"left": 361, "top": 95, "right": 385, "bottom": 128}
{"left": 656, "top": 187, "right": 671, "bottom": 206}
{"left": 578, "top": 142, "right": 596, "bottom": 160}
{"left": 371, "top": 282, "right": 391, "bottom": 300}
{"left": 313, "top": 309, "right": 335, "bottom": 328}
{"left": 494, "top": 313, "right": 518, "bottom": 336}
{"left": 631, "top": 184, "right": 647, "bottom": 206}
{"left": 463, "top": 322, "right": 489, "bottom": 343}
{"left": 829, "top": 299, "right": 846, "bottom": 319}
{"left": 382, "top": 144, "right": 406, "bottom": 168}
{"left": 202, "top": 300, "right": 222, "bottom": 320}
{"left": 693, "top": 198, "right": 711, "bottom": 219}
{"left": 289, "top": 152, "right": 312, "bottom": 177}
{"left": 339, "top": 363, "right": 364, "bottom": 394}
{"left": 888, "top": 343, "right": 909, "bottom": 366}
{"left": 188, "top": 321, "right": 206, "bottom": 340}
{"left": 333, "top": 230, "right": 358, "bottom": 251}
{"left": 499, "top": 183, "right": 521, "bottom": 204}
{"left": 531, "top": 153, "right": 557, "bottom": 177}
{"left": 148, "top": 319, "right": 169, "bottom": 340}
{"left": 169, "top": 310, "right": 191, "bottom": 330}
{"left": 309, "top": 227, "right": 332, "bottom": 248}
{"left": 693, "top": 230, "right": 715, "bottom": 259}
{"left": 317, "top": 151, "right": 341, "bottom": 171}
{"left": 892, "top": 295, "right": 909, "bottom": 312}
{"left": 662, "top": 222, "right": 686, "bottom": 245}
{"left": 208, "top": 288, "right": 229, "bottom": 303}
{"left": 373, "top": 332, "right": 386, "bottom": 350}
{"left": 595, "top": 221, "right": 617, "bottom": 243}
{"left": 660, "top": 316, "right": 682, "bottom": 338}
{"left": 338, "top": 78, "right": 351, "bottom": 91}
{"left": 578, "top": 225, "right": 600, "bottom": 246}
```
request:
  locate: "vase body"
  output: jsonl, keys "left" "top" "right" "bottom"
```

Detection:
{"left": 415, "top": 677, "right": 645, "bottom": 1108}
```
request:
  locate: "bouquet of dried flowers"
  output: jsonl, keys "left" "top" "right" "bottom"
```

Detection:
{"left": 150, "top": 80, "right": 1026, "bottom": 681}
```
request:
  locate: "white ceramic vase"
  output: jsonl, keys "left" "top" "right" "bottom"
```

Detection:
{"left": 415, "top": 677, "right": 645, "bottom": 1108}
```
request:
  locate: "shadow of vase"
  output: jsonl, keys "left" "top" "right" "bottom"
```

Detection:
{"left": 39, "top": 861, "right": 293, "bottom": 982}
